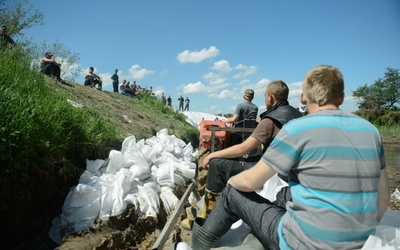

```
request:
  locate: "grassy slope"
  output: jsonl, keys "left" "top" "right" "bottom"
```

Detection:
{"left": 49, "top": 79, "right": 199, "bottom": 145}
{"left": 2, "top": 76, "right": 199, "bottom": 249}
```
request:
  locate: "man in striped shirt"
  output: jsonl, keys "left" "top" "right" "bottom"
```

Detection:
{"left": 191, "top": 65, "right": 390, "bottom": 250}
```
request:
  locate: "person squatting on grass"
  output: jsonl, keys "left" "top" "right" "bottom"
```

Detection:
{"left": 40, "top": 51, "right": 62, "bottom": 81}
{"left": 190, "top": 65, "right": 390, "bottom": 250}
{"left": 181, "top": 80, "right": 302, "bottom": 231}
{"left": 84, "top": 66, "right": 102, "bottom": 90}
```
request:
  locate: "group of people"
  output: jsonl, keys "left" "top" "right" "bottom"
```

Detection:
{"left": 177, "top": 95, "right": 190, "bottom": 111}
{"left": 181, "top": 65, "right": 390, "bottom": 250}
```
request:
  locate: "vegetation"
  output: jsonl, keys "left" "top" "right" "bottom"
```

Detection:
{"left": 0, "top": 47, "right": 199, "bottom": 248}
{"left": 353, "top": 67, "right": 400, "bottom": 123}
{"left": 0, "top": 0, "right": 44, "bottom": 40}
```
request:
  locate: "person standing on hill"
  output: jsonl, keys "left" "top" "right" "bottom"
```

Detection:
{"left": 40, "top": 51, "right": 62, "bottom": 81}
{"left": 167, "top": 95, "right": 172, "bottom": 107}
{"left": 0, "top": 25, "right": 15, "bottom": 49}
{"left": 184, "top": 97, "right": 190, "bottom": 111}
{"left": 111, "top": 69, "right": 119, "bottom": 93}
{"left": 161, "top": 93, "right": 167, "bottom": 105}
{"left": 178, "top": 95, "right": 184, "bottom": 111}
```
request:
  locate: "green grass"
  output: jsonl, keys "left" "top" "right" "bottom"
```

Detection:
{"left": 377, "top": 125, "right": 400, "bottom": 138}
{"left": 0, "top": 48, "right": 118, "bottom": 179}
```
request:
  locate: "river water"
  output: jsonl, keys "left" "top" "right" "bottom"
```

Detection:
{"left": 385, "top": 146, "right": 400, "bottom": 170}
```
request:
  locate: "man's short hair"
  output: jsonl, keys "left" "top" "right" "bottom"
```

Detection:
{"left": 243, "top": 89, "right": 254, "bottom": 100}
{"left": 45, "top": 51, "right": 53, "bottom": 56}
{"left": 267, "top": 80, "right": 289, "bottom": 101}
{"left": 303, "top": 65, "right": 344, "bottom": 106}
{"left": 89, "top": 66, "right": 94, "bottom": 70}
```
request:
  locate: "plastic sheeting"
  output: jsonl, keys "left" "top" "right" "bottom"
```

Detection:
{"left": 49, "top": 129, "right": 197, "bottom": 244}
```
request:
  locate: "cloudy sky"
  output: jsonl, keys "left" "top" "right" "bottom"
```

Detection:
{"left": 21, "top": 0, "right": 400, "bottom": 114}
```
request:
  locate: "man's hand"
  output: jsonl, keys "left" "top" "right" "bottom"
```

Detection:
{"left": 202, "top": 154, "right": 213, "bottom": 168}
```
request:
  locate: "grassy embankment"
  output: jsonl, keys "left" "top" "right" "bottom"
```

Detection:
{"left": 0, "top": 47, "right": 199, "bottom": 247}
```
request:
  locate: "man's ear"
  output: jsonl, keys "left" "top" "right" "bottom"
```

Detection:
{"left": 300, "top": 92, "right": 307, "bottom": 105}
{"left": 338, "top": 92, "right": 345, "bottom": 106}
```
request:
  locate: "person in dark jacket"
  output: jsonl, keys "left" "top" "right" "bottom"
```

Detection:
{"left": 181, "top": 80, "right": 302, "bottom": 231}
{"left": 0, "top": 25, "right": 15, "bottom": 49}
{"left": 111, "top": 69, "right": 119, "bottom": 93}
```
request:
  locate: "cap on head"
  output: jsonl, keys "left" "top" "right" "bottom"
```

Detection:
{"left": 45, "top": 51, "right": 53, "bottom": 56}
{"left": 244, "top": 89, "right": 254, "bottom": 98}
{"left": 89, "top": 66, "right": 94, "bottom": 70}
{"left": 1, "top": 25, "right": 7, "bottom": 30}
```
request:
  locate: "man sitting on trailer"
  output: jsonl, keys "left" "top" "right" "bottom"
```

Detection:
{"left": 181, "top": 80, "right": 302, "bottom": 231}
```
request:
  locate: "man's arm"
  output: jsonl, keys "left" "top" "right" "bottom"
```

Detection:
{"left": 41, "top": 57, "right": 61, "bottom": 67}
{"left": 224, "top": 114, "right": 239, "bottom": 124}
{"left": 376, "top": 168, "right": 390, "bottom": 221}
{"left": 227, "top": 160, "right": 276, "bottom": 192}
{"left": 203, "top": 136, "right": 261, "bottom": 167}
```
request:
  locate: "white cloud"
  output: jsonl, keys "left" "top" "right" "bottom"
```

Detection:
{"left": 128, "top": 64, "right": 154, "bottom": 80}
{"left": 214, "top": 89, "right": 236, "bottom": 99}
{"left": 238, "top": 79, "right": 250, "bottom": 86}
{"left": 233, "top": 64, "right": 257, "bottom": 78}
{"left": 177, "top": 46, "right": 219, "bottom": 63}
{"left": 183, "top": 81, "right": 206, "bottom": 94}
{"left": 202, "top": 72, "right": 227, "bottom": 86}
{"left": 211, "top": 60, "right": 232, "bottom": 73}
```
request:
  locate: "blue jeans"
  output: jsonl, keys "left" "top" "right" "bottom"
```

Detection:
{"left": 202, "top": 185, "right": 289, "bottom": 250}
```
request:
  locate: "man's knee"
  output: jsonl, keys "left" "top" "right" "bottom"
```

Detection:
{"left": 41, "top": 64, "right": 51, "bottom": 74}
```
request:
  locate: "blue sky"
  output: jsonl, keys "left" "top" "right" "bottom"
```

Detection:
{"left": 21, "top": 0, "right": 400, "bottom": 114}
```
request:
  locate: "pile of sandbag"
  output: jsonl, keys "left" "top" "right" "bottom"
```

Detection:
{"left": 49, "top": 129, "right": 197, "bottom": 244}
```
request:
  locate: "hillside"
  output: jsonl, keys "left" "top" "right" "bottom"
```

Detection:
{"left": 49, "top": 79, "right": 199, "bottom": 144}
{"left": 5, "top": 77, "right": 200, "bottom": 250}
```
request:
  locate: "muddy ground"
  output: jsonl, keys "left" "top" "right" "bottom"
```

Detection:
{"left": 52, "top": 143, "right": 400, "bottom": 250}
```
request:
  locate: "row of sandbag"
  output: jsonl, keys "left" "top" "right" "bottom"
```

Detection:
{"left": 49, "top": 128, "right": 198, "bottom": 244}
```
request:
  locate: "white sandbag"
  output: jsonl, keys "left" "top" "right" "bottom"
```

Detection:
{"left": 129, "top": 164, "right": 151, "bottom": 180}
{"left": 111, "top": 173, "right": 131, "bottom": 216}
{"left": 143, "top": 176, "right": 160, "bottom": 193}
{"left": 121, "top": 135, "right": 138, "bottom": 155}
{"left": 105, "top": 150, "right": 124, "bottom": 174}
{"left": 124, "top": 149, "right": 151, "bottom": 173}
{"left": 156, "top": 128, "right": 169, "bottom": 138}
{"left": 138, "top": 185, "right": 160, "bottom": 217}
{"left": 49, "top": 215, "right": 63, "bottom": 244}
{"left": 79, "top": 170, "right": 95, "bottom": 184}
{"left": 160, "top": 186, "right": 179, "bottom": 215}
{"left": 99, "top": 174, "right": 117, "bottom": 219}
{"left": 173, "top": 161, "right": 196, "bottom": 179}
{"left": 124, "top": 193, "right": 140, "bottom": 209}
{"left": 86, "top": 159, "right": 105, "bottom": 176}
{"left": 73, "top": 219, "right": 95, "bottom": 232}
{"left": 155, "top": 163, "right": 175, "bottom": 187}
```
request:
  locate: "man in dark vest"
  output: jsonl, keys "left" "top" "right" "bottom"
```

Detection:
{"left": 181, "top": 80, "right": 302, "bottom": 231}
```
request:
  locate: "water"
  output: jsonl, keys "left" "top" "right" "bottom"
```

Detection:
{"left": 385, "top": 146, "right": 400, "bottom": 170}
